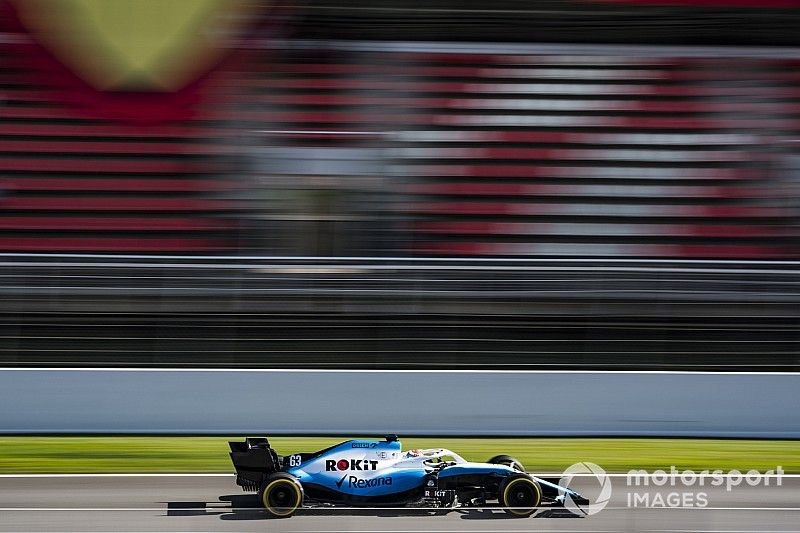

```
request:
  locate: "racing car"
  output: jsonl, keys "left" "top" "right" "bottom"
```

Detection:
{"left": 229, "top": 435, "right": 588, "bottom": 518}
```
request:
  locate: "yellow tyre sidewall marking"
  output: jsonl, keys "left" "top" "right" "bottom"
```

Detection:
{"left": 263, "top": 478, "right": 302, "bottom": 516}
{"left": 503, "top": 477, "right": 541, "bottom": 516}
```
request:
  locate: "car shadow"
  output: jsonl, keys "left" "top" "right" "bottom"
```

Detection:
{"left": 537, "top": 508, "right": 584, "bottom": 518}
{"left": 164, "top": 501, "right": 226, "bottom": 517}
{"left": 456, "top": 507, "right": 582, "bottom": 520}
{"left": 164, "top": 496, "right": 582, "bottom": 521}
{"left": 166, "top": 495, "right": 449, "bottom": 521}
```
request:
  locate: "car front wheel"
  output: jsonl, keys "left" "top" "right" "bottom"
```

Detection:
{"left": 498, "top": 474, "right": 542, "bottom": 517}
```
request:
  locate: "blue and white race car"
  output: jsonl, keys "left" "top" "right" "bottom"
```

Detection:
{"left": 229, "top": 435, "right": 587, "bottom": 518}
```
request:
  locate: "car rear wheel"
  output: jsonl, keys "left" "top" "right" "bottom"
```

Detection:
{"left": 487, "top": 454, "right": 525, "bottom": 472}
{"left": 498, "top": 474, "right": 542, "bottom": 517}
{"left": 259, "top": 473, "right": 303, "bottom": 518}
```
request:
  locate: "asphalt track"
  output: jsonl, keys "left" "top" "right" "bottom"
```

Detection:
{"left": 0, "top": 475, "right": 798, "bottom": 532}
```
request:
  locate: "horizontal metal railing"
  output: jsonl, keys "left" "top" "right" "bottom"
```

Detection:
{"left": 0, "top": 254, "right": 798, "bottom": 302}
{"left": 0, "top": 254, "right": 796, "bottom": 371}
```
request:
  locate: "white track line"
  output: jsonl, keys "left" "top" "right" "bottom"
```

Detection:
{"left": 0, "top": 508, "right": 173, "bottom": 512}
{"left": 302, "top": 529, "right": 800, "bottom": 533}
{"left": 0, "top": 507, "right": 798, "bottom": 512}
{"left": 0, "top": 474, "right": 232, "bottom": 478}
{"left": 1, "top": 473, "right": 797, "bottom": 478}
{"left": 306, "top": 527, "right": 800, "bottom": 533}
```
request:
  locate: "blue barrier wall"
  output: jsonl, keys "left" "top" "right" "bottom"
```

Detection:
{"left": 1, "top": 369, "right": 797, "bottom": 437}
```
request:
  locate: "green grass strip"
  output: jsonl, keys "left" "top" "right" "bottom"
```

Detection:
{"left": 0, "top": 437, "right": 797, "bottom": 474}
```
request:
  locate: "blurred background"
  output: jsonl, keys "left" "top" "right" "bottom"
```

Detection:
{"left": 1, "top": 0, "right": 799, "bottom": 372}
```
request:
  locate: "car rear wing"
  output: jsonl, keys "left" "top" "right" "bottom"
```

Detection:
{"left": 229, "top": 437, "right": 281, "bottom": 491}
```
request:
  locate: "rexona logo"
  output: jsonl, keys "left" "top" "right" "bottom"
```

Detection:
{"left": 348, "top": 476, "right": 392, "bottom": 489}
{"left": 326, "top": 459, "right": 379, "bottom": 471}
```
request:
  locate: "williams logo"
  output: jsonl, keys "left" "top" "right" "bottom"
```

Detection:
{"left": 326, "top": 459, "right": 379, "bottom": 471}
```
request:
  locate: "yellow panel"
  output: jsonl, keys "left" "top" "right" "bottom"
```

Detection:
{"left": 15, "top": 0, "right": 258, "bottom": 91}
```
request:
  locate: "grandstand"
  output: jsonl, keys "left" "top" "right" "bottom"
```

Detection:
{"left": 250, "top": 45, "right": 799, "bottom": 257}
{"left": 4, "top": 36, "right": 800, "bottom": 256}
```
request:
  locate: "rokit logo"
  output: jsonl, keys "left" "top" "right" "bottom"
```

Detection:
{"left": 326, "top": 459, "right": 379, "bottom": 471}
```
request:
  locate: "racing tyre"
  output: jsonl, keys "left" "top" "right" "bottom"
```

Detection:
{"left": 498, "top": 474, "right": 542, "bottom": 518}
{"left": 259, "top": 473, "right": 303, "bottom": 518}
{"left": 488, "top": 454, "right": 525, "bottom": 472}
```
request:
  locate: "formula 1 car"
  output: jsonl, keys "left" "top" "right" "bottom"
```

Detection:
{"left": 229, "top": 435, "right": 588, "bottom": 518}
